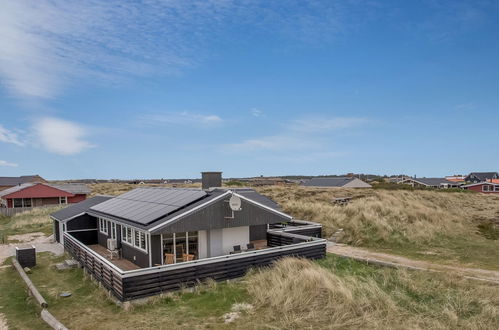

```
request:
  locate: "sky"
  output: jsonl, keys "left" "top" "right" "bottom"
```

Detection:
{"left": 0, "top": 0, "right": 498, "bottom": 180}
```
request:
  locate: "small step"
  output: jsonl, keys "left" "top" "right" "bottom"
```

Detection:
{"left": 64, "top": 259, "right": 79, "bottom": 268}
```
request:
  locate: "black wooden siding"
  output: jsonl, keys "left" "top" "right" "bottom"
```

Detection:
{"left": 121, "top": 243, "right": 149, "bottom": 268}
{"left": 66, "top": 214, "right": 97, "bottom": 231}
{"left": 155, "top": 198, "right": 290, "bottom": 234}
{"left": 121, "top": 243, "right": 325, "bottom": 300}
{"left": 64, "top": 227, "right": 326, "bottom": 302}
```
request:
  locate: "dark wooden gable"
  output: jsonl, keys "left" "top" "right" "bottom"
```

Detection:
{"left": 152, "top": 196, "right": 290, "bottom": 234}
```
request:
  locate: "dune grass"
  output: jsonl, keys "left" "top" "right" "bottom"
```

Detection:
{"left": 0, "top": 206, "right": 61, "bottom": 243}
{"left": 1, "top": 253, "right": 497, "bottom": 329}
{"left": 257, "top": 186, "right": 499, "bottom": 270}
{"left": 241, "top": 256, "right": 499, "bottom": 329}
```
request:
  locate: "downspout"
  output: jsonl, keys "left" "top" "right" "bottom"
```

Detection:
{"left": 148, "top": 233, "right": 152, "bottom": 267}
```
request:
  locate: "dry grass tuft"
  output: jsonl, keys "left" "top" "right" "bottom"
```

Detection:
{"left": 10, "top": 206, "right": 62, "bottom": 229}
{"left": 257, "top": 186, "right": 499, "bottom": 246}
{"left": 243, "top": 257, "right": 499, "bottom": 329}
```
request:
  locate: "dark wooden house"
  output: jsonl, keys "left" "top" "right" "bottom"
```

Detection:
{"left": 51, "top": 172, "right": 325, "bottom": 301}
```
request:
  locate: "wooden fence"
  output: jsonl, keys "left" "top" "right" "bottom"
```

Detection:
{"left": 0, "top": 205, "right": 59, "bottom": 217}
{"left": 64, "top": 226, "right": 326, "bottom": 302}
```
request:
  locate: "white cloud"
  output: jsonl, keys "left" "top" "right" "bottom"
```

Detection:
{"left": 139, "top": 112, "right": 223, "bottom": 126}
{"left": 0, "top": 125, "right": 24, "bottom": 146}
{"left": 0, "top": 160, "right": 18, "bottom": 167}
{"left": 287, "top": 116, "right": 368, "bottom": 133}
{"left": 227, "top": 134, "right": 317, "bottom": 152}
{"left": 33, "top": 117, "right": 93, "bottom": 155}
{"left": 223, "top": 115, "right": 368, "bottom": 153}
{"left": 250, "top": 108, "right": 264, "bottom": 117}
{"left": 0, "top": 0, "right": 375, "bottom": 100}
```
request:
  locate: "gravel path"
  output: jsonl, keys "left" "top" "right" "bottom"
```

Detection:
{"left": 327, "top": 243, "right": 499, "bottom": 283}
{"left": 0, "top": 233, "right": 64, "bottom": 266}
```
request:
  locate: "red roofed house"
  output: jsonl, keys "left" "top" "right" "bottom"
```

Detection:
{"left": 0, "top": 183, "right": 90, "bottom": 208}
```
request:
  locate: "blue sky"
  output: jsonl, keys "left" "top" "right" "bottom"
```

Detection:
{"left": 0, "top": 0, "right": 498, "bottom": 180}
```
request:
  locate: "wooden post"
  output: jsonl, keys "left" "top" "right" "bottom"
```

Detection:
{"left": 41, "top": 309, "right": 68, "bottom": 330}
{"left": 12, "top": 259, "right": 48, "bottom": 308}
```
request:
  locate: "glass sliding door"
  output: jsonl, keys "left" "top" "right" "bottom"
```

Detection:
{"left": 162, "top": 231, "right": 199, "bottom": 264}
{"left": 188, "top": 232, "right": 198, "bottom": 260}
{"left": 162, "top": 233, "right": 175, "bottom": 264}
{"left": 175, "top": 232, "right": 186, "bottom": 263}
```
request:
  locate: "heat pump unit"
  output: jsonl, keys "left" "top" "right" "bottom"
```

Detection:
{"left": 107, "top": 239, "right": 117, "bottom": 251}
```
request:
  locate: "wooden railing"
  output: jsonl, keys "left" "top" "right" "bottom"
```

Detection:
{"left": 64, "top": 233, "right": 124, "bottom": 300}
{"left": 64, "top": 224, "right": 326, "bottom": 302}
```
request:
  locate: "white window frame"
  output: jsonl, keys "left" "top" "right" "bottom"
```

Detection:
{"left": 121, "top": 224, "right": 148, "bottom": 253}
{"left": 59, "top": 196, "right": 67, "bottom": 204}
{"left": 110, "top": 222, "right": 116, "bottom": 240}
{"left": 99, "top": 218, "right": 108, "bottom": 235}
{"left": 13, "top": 198, "right": 32, "bottom": 208}
{"left": 482, "top": 185, "right": 491, "bottom": 192}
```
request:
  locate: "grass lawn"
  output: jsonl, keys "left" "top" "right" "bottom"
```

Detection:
{"left": 1, "top": 253, "right": 498, "bottom": 329}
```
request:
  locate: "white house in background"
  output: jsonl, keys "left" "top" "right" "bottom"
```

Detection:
{"left": 398, "top": 177, "right": 462, "bottom": 189}
{"left": 301, "top": 177, "right": 372, "bottom": 188}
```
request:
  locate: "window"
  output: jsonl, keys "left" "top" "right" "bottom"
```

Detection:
{"left": 126, "top": 227, "right": 132, "bottom": 244}
{"left": 121, "top": 225, "right": 147, "bottom": 252}
{"left": 13, "top": 198, "right": 32, "bottom": 208}
{"left": 59, "top": 196, "right": 67, "bottom": 204}
{"left": 99, "top": 218, "right": 108, "bottom": 234}
{"left": 110, "top": 222, "right": 116, "bottom": 240}
{"left": 162, "top": 231, "right": 198, "bottom": 264}
{"left": 140, "top": 232, "right": 146, "bottom": 250}
{"left": 495, "top": 186, "right": 499, "bottom": 192}
{"left": 483, "top": 185, "right": 491, "bottom": 192}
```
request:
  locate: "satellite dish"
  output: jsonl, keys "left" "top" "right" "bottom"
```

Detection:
{"left": 229, "top": 195, "right": 241, "bottom": 211}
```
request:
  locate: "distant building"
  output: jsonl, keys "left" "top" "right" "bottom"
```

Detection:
{"left": 462, "top": 182, "right": 499, "bottom": 194}
{"left": 0, "top": 175, "right": 46, "bottom": 191}
{"left": 465, "top": 172, "right": 499, "bottom": 183}
{"left": 398, "top": 178, "right": 461, "bottom": 189}
{"left": 0, "top": 183, "right": 90, "bottom": 208}
{"left": 445, "top": 175, "right": 466, "bottom": 182}
{"left": 301, "top": 177, "right": 372, "bottom": 188}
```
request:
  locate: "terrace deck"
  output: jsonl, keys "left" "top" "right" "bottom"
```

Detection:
{"left": 88, "top": 244, "right": 140, "bottom": 271}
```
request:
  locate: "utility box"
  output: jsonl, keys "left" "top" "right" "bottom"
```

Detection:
{"left": 16, "top": 245, "right": 36, "bottom": 268}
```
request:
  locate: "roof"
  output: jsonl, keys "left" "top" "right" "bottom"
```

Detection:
{"left": 90, "top": 188, "right": 208, "bottom": 225}
{"left": 467, "top": 172, "right": 499, "bottom": 181}
{"left": 85, "top": 187, "right": 285, "bottom": 230}
{"left": 51, "top": 195, "right": 114, "bottom": 221}
{"left": 462, "top": 182, "right": 499, "bottom": 188}
{"left": 0, "top": 175, "right": 45, "bottom": 186}
{"left": 0, "top": 183, "right": 90, "bottom": 198}
{"left": 49, "top": 184, "right": 90, "bottom": 195}
{"left": 402, "top": 178, "right": 460, "bottom": 186}
{"left": 301, "top": 177, "right": 370, "bottom": 187}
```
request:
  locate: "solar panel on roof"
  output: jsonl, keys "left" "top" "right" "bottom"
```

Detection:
{"left": 90, "top": 188, "right": 207, "bottom": 225}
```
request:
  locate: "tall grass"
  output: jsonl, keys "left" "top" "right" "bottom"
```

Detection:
{"left": 242, "top": 257, "right": 499, "bottom": 329}
{"left": 257, "top": 186, "right": 499, "bottom": 245}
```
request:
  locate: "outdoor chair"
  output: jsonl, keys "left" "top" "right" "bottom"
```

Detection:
{"left": 164, "top": 253, "right": 175, "bottom": 265}
{"left": 230, "top": 245, "right": 242, "bottom": 254}
{"left": 182, "top": 254, "right": 195, "bottom": 262}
